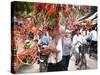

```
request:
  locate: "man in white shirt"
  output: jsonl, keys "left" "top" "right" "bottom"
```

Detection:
{"left": 88, "top": 27, "right": 97, "bottom": 42}
{"left": 47, "top": 25, "right": 64, "bottom": 72}
{"left": 87, "top": 27, "right": 97, "bottom": 57}
{"left": 73, "top": 29, "right": 87, "bottom": 65}
{"left": 81, "top": 27, "right": 90, "bottom": 40}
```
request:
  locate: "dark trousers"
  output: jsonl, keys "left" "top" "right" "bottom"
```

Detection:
{"left": 62, "top": 55, "right": 70, "bottom": 71}
{"left": 47, "top": 61, "right": 64, "bottom": 72}
{"left": 90, "top": 41, "right": 97, "bottom": 56}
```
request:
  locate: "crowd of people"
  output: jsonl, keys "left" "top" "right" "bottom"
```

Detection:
{"left": 11, "top": 5, "right": 97, "bottom": 72}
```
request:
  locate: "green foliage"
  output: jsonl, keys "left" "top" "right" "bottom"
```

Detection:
{"left": 50, "top": 18, "right": 56, "bottom": 26}
{"left": 60, "top": 17, "right": 65, "bottom": 26}
{"left": 24, "top": 42, "right": 31, "bottom": 49}
{"left": 36, "top": 12, "right": 42, "bottom": 24}
{"left": 14, "top": 2, "right": 33, "bottom": 16}
{"left": 22, "top": 55, "right": 33, "bottom": 64}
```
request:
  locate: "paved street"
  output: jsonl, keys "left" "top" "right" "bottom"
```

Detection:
{"left": 16, "top": 53, "right": 97, "bottom": 73}
{"left": 68, "top": 53, "right": 97, "bottom": 70}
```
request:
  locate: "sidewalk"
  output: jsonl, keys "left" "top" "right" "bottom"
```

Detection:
{"left": 68, "top": 53, "right": 97, "bottom": 71}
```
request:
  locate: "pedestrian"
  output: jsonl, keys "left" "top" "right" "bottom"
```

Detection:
{"left": 62, "top": 29, "right": 72, "bottom": 71}
{"left": 47, "top": 26, "right": 64, "bottom": 72}
{"left": 72, "top": 28, "right": 87, "bottom": 65}
{"left": 87, "top": 26, "right": 97, "bottom": 57}
{"left": 81, "top": 27, "right": 90, "bottom": 40}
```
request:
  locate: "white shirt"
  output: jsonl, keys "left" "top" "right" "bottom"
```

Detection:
{"left": 73, "top": 34, "right": 87, "bottom": 48}
{"left": 81, "top": 30, "right": 89, "bottom": 40}
{"left": 48, "top": 37, "right": 62, "bottom": 64}
{"left": 88, "top": 30, "right": 97, "bottom": 41}
{"left": 56, "top": 37, "right": 63, "bottom": 62}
